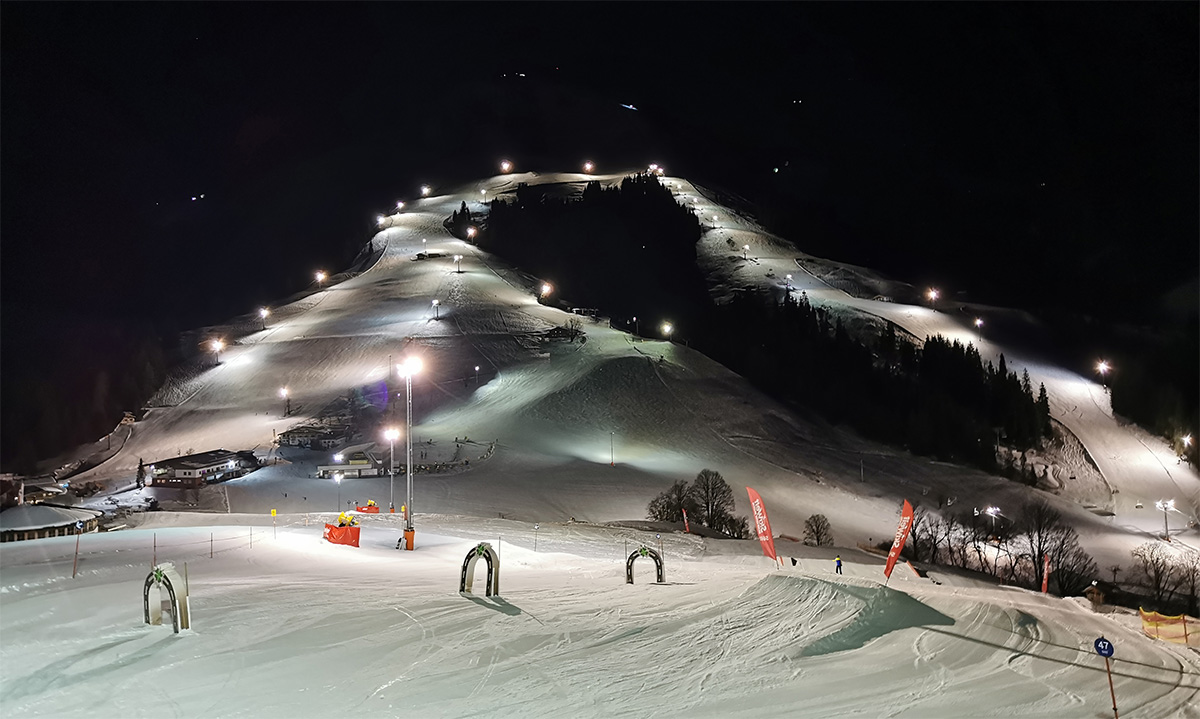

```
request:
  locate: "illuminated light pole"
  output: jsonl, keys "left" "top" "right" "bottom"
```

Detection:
{"left": 474, "top": 365, "right": 480, "bottom": 385}
{"left": 280, "top": 387, "right": 290, "bottom": 417}
{"left": 1096, "top": 360, "right": 1111, "bottom": 390}
{"left": 432, "top": 299, "right": 440, "bottom": 319}
{"left": 211, "top": 339, "right": 224, "bottom": 364}
{"left": 662, "top": 322, "right": 674, "bottom": 341}
{"left": 480, "top": 188, "right": 487, "bottom": 202}
{"left": 384, "top": 428, "right": 400, "bottom": 513}
{"left": 396, "top": 201, "right": 405, "bottom": 211}
{"left": 1155, "top": 499, "right": 1175, "bottom": 541}
{"left": 398, "top": 357, "right": 423, "bottom": 548}
{"left": 466, "top": 227, "right": 476, "bottom": 239}
{"left": 422, "top": 238, "right": 427, "bottom": 252}
{"left": 633, "top": 316, "right": 639, "bottom": 337}
{"left": 610, "top": 431, "right": 615, "bottom": 467}
{"left": 259, "top": 307, "right": 270, "bottom": 331}
{"left": 926, "top": 288, "right": 939, "bottom": 306}
{"left": 500, "top": 160, "right": 513, "bottom": 173}
{"left": 377, "top": 215, "right": 387, "bottom": 226}
{"left": 534, "top": 523, "right": 539, "bottom": 552}
{"left": 785, "top": 274, "right": 792, "bottom": 290}
{"left": 974, "top": 317, "right": 984, "bottom": 344}
{"left": 335, "top": 472, "right": 343, "bottom": 514}
{"left": 984, "top": 506, "right": 1000, "bottom": 535}
{"left": 454, "top": 254, "right": 463, "bottom": 273}
{"left": 583, "top": 161, "right": 594, "bottom": 173}
{"left": 315, "top": 271, "right": 326, "bottom": 288}
{"left": 421, "top": 185, "right": 431, "bottom": 197}
{"left": 540, "top": 282, "right": 553, "bottom": 299}
{"left": 742, "top": 244, "right": 749, "bottom": 260}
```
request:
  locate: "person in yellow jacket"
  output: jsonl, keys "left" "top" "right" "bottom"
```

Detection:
{"left": 366, "top": 500, "right": 377, "bottom": 507}
{"left": 337, "top": 512, "right": 358, "bottom": 527}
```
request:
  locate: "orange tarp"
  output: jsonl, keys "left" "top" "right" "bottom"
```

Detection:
{"left": 323, "top": 523, "right": 361, "bottom": 547}
{"left": 1139, "top": 608, "right": 1193, "bottom": 645}
{"left": 356, "top": 506, "right": 380, "bottom": 514}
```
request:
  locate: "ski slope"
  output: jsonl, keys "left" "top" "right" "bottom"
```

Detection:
{"left": 61, "top": 169, "right": 1197, "bottom": 570}
{"left": 2, "top": 515, "right": 1197, "bottom": 718}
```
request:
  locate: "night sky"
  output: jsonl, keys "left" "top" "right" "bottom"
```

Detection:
{"left": 3, "top": 3, "right": 1196, "bottom": 382}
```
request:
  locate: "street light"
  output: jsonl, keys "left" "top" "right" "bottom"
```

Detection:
{"left": 927, "top": 288, "right": 939, "bottom": 303}
{"left": 742, "top": 244, "right": 749, "bottom": 260}
{"left": 421, "top": 185, "right": 431, "bottom": 197}
{"left": 454, "top": 254, "right": 463, "bottom": 272}
{"left": 662, "top": 322, "right": 673, "bottom": 340}
{"left": 377, "top": 215, "right": 386, "bottom": 226}
{"left": 466, "top": 226, "right": 477, "bottom": 239}
{"left": 396, "top": 201, "right": 405, "bottom": 211}
{"left": 1096, "top": 360, "right": 1111, "bottom": 389}
{"left": 474, "top": 365, "right": 480, "bottom": 385}
{"left": 316, "top": 271, "right": 326, "bottom": 287}
{"left": 610, "top": 431, "right": 615, "bottom": 467}
{"left": 259, "top": 307, "right": 270, "bottom": 331}
{"left": 1155, "top": 499, "right": 1174, "bottom": 541}
{"left": 211, "top": 339, "right": 224, "bottom": 364}
{"left": 280, "top": 387, "right": 290, "bottom": 417}
{"left": 632, "top": 316, "right": 639, "bottom": 336}
{"left": 541, "top": 283, "right": 553, "bottom": 298}
{"left": 583, "top": 161, "right": 594, "bottom": 173}
{"left": 432, "top": 299, "right": 440, "bottom": 319}
{"left": 384, "top": 428, "right": 400, "bottom": 512}
{"left": 984, "top": 506, "right": 1000, "bottom": 534}
{"left": 1184, "top": 434, "right": 1193, "bottom": 448}
{"left": 335, "top": 472, "right": 343, "bottom": 514}
{"left": 397, "top": 357, "right": 423, "bottom": 548}
{"left": 785, "top": 274, "right": 792, "bottom": 290}
{"left": 480, "top": 189, "right": 487, "bottom": 201}
{"left": 974, "top": 317, "right": 983, "bottom": 343}
{"left": 500, "top": 160, "right": 512, "bottom": 173}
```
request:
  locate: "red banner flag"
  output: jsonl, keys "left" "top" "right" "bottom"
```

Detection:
{"left": 682, "top": 508, "right": 691, "bottom": 534}
{"left": 1041, "top": 554, "right": 1051, "bottom": 593}
{"left": 883, "top": 500, "right": 914, "bottom": 579}
{"left": 746, "top": 487, "right": 777, "bottom": 561}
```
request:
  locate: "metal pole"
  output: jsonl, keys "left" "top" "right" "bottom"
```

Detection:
{"left": 1163, "top": 506, "right": 1169, "bottom": 541}
{"left": 1104, "top": 656, "right": 1118, "bottom": 718}
{"left": 390, "top": 439, "right": 395, "bottom": 512}
{"left": 610, "top": 432, "right": 614, "bottom": 466}
{"left": 72, "top": 532, "right": 81, "bottom": 578}
{"left": 406, "top": 374, "right": 413, "bottom": 532}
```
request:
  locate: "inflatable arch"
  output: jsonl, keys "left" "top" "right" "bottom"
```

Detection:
{"left": 143, "top": 563, "right": 191, "bottom": 633}
{"left": 626, "top": 546, "right": 665, "bottom": 584}
{"left": 460, "top": 542, "right": 501, "bottom": 596}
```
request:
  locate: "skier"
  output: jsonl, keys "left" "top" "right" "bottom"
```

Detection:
{"left": 834, "top": 555, "right": 842, "bottom": 575}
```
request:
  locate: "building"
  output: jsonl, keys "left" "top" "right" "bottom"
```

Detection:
{"left": 278, "top": 425, "right": 348, "bottom": 450}
{"left": 317, "top": 443, "right": 384, "bottom": 479}
{"left": 0, "top": 503, "right": 102, "bottom": 543}
{"left": 149, "top": 449, "right": 247, "bottom": 489}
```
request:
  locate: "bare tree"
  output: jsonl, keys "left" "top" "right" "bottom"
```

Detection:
{"left": 564, "top": 316, "right": 584, "bottom": 341}
{"left": 1174, "top": 553, "right": 1200, "bottom": 616}
{"left": 692, "top": 469, "right": 735, "bottom": 529}
{"left": 646, "top": 479, "right": 697, "bottom": 524}
{"left": 803, "top": 514, "right": 834, "bottom": 547}
{"left": 1131, "top": 542, "right": 1180, "bottom": 604}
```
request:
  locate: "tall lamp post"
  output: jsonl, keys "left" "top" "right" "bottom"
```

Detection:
{"left": 211, "top": 339, "right": 224, "bottom": 364}
{"left": 1096, "top": 360, "right": 1111, "bottom": 390}
{"left": 398, "top": 357, "right": 423, "bottom": 549}
{"left": 432, "top": 299, "right": 440, "bottom": 319}
{"left": 384, "top": 428, "right": 400, "bottom": 513}
{"left": 610, "top": 431, "right": 615, "bottom": 467}
{"left": 974, "top": 317, "right": 983, "bottom": 344}
{"left": 335, "top": 472, "right": 343, "bottom": 514}
{"left": 315, "top": 271, "right": 326, "bottom": 288}
{"left": 662, "top": 322, "right": 674, "bottom": 341}
{"left": 454, "top": 254, "right": 463, "bottom": 273}
{"left": 474, "top": 365, "right": 480, "bottom": 385}
{"left": 259, "top": 307, "right": 270, "bottom": 331}
{"left": 1156, "top": 499, "right": 1174, "bottom": 541}
{"left": 280, "top": 387, "right": 290, "bottom": 417}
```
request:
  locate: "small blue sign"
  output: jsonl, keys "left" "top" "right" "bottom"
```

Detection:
{"left": 1094, "top": 637, "right": 1114, "bottom": 657}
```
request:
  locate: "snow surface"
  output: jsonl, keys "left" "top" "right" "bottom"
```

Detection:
{"left": 2, "top": 515, "right": 1197, "bottom": 717}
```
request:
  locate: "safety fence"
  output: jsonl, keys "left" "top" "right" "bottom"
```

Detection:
{"left": 1138, "top": 608, "right": 1195, "bottom": 646}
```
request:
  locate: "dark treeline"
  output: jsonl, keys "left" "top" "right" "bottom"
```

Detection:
{"left": 480, "top": 174, "right": 1050, "bottom": 473}
{"left": 696, "top": 291, "right": 1051, "bottom": 469}
{"left": 483, "top": 175, "right": 706, "bottom": 325}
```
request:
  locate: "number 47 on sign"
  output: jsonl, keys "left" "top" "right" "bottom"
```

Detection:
{"left": 1094, "top": 637, "right": 1118, "bottom": 719}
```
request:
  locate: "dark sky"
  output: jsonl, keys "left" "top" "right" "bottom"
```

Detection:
{"left": 3, "top": 3, "right": 1197, "bottom": 346}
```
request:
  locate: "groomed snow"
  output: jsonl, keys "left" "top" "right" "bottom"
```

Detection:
{"left": 2, "top": 516, "right": 1197, "bottom": 717}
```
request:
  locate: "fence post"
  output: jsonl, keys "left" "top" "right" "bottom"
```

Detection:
{"left": 153, "top": 532, "right": 157, "bottom": 566}
{"left": 210, "top": 533, "right": 213, "bottom": 558}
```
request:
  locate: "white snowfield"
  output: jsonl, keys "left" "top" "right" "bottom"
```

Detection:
{"left": 2, "top": 515, "right": 1198, "bottom": 718}
{"left": 59, "top": 169, "right": 1196, "bottom": 571}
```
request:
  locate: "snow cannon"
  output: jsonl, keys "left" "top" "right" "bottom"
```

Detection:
{"left": 323, "top": 523, "right": 360, "bottom": 547}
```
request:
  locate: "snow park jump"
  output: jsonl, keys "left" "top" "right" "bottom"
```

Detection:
{"left": 626, "top": 546, "right": 665, "bottom": 584}
{"left": 460, "top": 542, "right": 500, "bottom": 596}
{"left": 142, "top": 563, "right": 191, "bottom": 634}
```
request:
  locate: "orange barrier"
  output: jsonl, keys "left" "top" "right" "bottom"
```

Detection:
{"left": 356, "top": 506, "right": 380, "bottom": 514}
{"left": 1138, "top": 608, "right": 1192, "bottom": 645}
{"left": 323, "top": 524, "right": 360, "bottom": 547}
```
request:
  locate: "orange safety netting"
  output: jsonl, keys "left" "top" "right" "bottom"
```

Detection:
{"left": 1138, "top": 608, "right": 1193, "bottom": 645}
{"left": 356, "top": 506, "right": 380, "bottom": 514}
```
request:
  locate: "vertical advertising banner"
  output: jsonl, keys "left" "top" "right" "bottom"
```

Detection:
{"left": 883, "top": 500, "right": 914, "bottom": 579}
{"left": 1041, "top": 554, "right": 1051, "bottom": 593}
{"left": 746, "top": 487, "right": 777, "bottom": 561}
